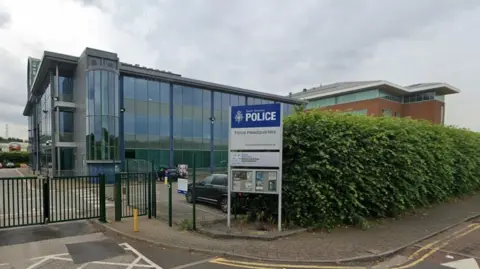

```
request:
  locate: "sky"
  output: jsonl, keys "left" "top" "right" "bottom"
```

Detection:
{"left": 0, "top": 0, "right": 479, "bottom": 139}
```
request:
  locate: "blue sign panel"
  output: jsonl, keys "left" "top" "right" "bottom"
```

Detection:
{"left": 231, "top": 103, "right": 281, "bottom": 128}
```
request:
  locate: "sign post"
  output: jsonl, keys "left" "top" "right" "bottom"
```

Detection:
{"left": 227, "top": 103, "right": 283, "bottom": 231}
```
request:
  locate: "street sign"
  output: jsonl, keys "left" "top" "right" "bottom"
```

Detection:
{"left": 227, "top": 103, "right": 283, "bottom": 231}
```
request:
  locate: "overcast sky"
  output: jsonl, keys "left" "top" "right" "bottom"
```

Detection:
{"left": 0, "top": 0, "right": 479, "bottom": 139}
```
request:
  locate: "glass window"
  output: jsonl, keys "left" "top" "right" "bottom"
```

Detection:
{"left": 193, "top": 88, "right": 203, "bottom": 107}
{"left": 124, "top": 113, "right": 135, "bottom": 134}
{"left": 101, "top": 71, "right": 109, "bottom": 116}
{"left": 59, "top": 77, "right": 73, "bottom": 102}
{"left": 160, "top": 82, "right": 170, "bottom": 103}
{"left": 147, "top": 80, "right": 160, "bottom": 102}
{"left": 94, "top": 71, "right": 101, "bottom": 116}
{"left": 212, "top": 175, "right": 227, "bottom": 185}
{"left": 238, "top": 96, "right": 246, "bottom": 106}
{"left": 173, "top": 84, "right": 182, "bottom": 104}
{"left": 160, "top": 116, "right": 169, "bottom": 137}
{"left": 148, "top": 116, "right": 160, "bottom": 135}
{"left": 135, "top": 78, "right": 147, "bottom": 101}
{"left": 123, "top": 76, "right": 135, "bottom": 99}
{"left": 87, "top": 72, "right": 95, "bottom": 116}
{"left": 135, "top": 114, "right": 148, "bottom": 134}
{"left": 203, "top": 90, "right": 211, "bottom": 108}
{"left": 221, "top": 93, "right": 230, "bottom": 109}
{"left": 201, "top": 175, "right": 214, "bottom": 185}
{"left": 213, "top": 92, "right": 222, "bottom": 110}
{"left": 182, "top": 86, "right": 193, "bottom": 106}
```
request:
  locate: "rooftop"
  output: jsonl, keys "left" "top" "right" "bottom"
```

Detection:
{"left": 291, "top": 80, "right": 460, "bottom": 100}
{"left": 23, "top": 48, "right": 303, "bottom": 116}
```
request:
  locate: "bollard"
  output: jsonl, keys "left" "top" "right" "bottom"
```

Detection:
{"left": 133, "top": 208, "right": 139, "bottom": 232}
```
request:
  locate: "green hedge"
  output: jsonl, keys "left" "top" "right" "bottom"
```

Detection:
{"left": 0, "top": 152, "right": 29, "bottom": 164}
{"left": 247, "top": 111, "right": 480, "bottom": 228}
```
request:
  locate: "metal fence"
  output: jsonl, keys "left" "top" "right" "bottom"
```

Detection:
{"left": 0, "top": 175, "right": 106, "bottom": 229}
{"left": 1, "top": 172, "right": 155, "bottom": 229}
{"left": 0, "top": 176, "right": 44, "bottom": 228}
{"left": 113, "top": 172, "right": 156, "bottom": 220}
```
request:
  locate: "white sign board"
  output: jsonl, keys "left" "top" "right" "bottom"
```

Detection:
{"left": 230, "top": 152, "right": 281, "bottom": 167}
{"left": 227, "top": 103, "right": 284, "bottom": 231}
{"left": 177, "top": 178, "right": 188, "bottom": 195}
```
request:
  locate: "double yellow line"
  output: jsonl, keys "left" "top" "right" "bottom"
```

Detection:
{"left": 392, "top": 223, "right": 480, "bottom": 269}
{"left": 210, "top": 223, "right": 480, "bottom": 269}
{"left": 210, "top": 257, "right": 366, "bottom": 269}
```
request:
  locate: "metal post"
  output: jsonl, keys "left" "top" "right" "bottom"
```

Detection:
{"left": 227, "top": 107, "right": 231, "bottom": 228}
{"left": 114, "top": 173, "right": 122, "bottom": 221}
{"left": 43, "top": 176, "right": 50, "bottom": 223}
{"left": 147, "top": 172, "right": 152, "bottom": 219}
{"left": 278, "top": 104, "right": 284, "bottom": 232}
{"left": 168, "top": 175, "right": 172, "bottom": 227}
{"left": 99, "top": 173, "right": 106, "bottom": 223}
{"left": 192, "top": 154, "right": 196, "bottom": 230}
{"left": 151, "top": 160, "right": 156, "bottom": 218}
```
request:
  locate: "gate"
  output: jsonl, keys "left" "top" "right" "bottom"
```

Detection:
{"left": 0, "top": 175, "right": 106, "bottom": 229}
{"left": 1, "top": 172, "right": 155, "bottom": 229}
{"left": 113, "top": 172, "right": 156, "bottom": 221}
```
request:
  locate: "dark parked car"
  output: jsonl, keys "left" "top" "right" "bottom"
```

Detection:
{"left": 156, "top": 167, "right": 179, "bottom": 182}
{"left": 185, "top": 174, "right": 229, "bottom": 213}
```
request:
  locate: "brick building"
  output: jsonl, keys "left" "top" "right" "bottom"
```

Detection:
{"left": 291, "top": 81, "right": 460, "bottom": 124}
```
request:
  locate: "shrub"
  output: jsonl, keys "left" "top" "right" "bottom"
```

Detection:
{"left": 0, "top": 152, "right": 29, "bottom": 164}
{"left": 247, "top": 110, "right": 480, "bottom": 229}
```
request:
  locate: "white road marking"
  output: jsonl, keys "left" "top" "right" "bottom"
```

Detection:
{"left": 169, "top": 257, "right": 215, "bottom": 269}
{"left": 24, "top": 242, "right": 163, "bottom": 268}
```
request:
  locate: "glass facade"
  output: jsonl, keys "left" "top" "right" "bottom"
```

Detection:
{"left": 38, "top": 81, "right": 52, "bottom": 172}
{"left": 306, "top": 89, "right": 380, "bottom": 109}
{"left": 59, "top": 76, "right": 73, "bottom": 102}
{"left": 122, "top": 75, "right": 295, "bottom": 171}
{"left": 379, "top": 91, "right": 402, "bottom": 103}
{"left": 123, "top": 76, "right": 171, "bottom": 168}
{"left": 59, "top": 111, "right": 74, "bottom": 142}
{"left": 403, "top": 91, "right": 435, "bottom": 104}
{"left": 86, "top": 70, "right": 120, "bottom": 160}
{"left": 306, "top": 89, "right": 446, "bottom": 109}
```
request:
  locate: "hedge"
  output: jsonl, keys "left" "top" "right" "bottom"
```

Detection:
{"left": 0, "top": 152, "right": 29, "bottom": 164}
{"left": 246, "top": 110, "right": 480, "bottom": 228}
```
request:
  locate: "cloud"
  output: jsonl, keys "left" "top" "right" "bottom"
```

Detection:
{"left": 0, "top": 0, "right": 479, "bottom": 139}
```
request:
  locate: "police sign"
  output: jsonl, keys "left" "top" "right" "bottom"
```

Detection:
{"left": 230, "top": 104, "right": 282, "bottom": 150}
{"left": 228, "top": 103, "right": 284, "bottom": 231}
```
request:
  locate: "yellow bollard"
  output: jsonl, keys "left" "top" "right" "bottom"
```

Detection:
{"left": 133, "top": 208, "right": 139, "bottom": 232}
{"left": 164, "top": 176, "right": 168, "bottom": 185}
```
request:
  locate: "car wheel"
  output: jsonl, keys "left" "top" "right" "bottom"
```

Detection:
{"left": 186, "top": 191, "right": 193, "bottom": 203}
{"left": 219, "top": 197, "right": 228, "bottom": 213}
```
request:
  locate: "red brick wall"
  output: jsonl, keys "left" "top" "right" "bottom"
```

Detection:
{"left": 403, "top": 100, "right": 444, "bottom": 124}
{"left": 310, "top": 98, "right": 444, "bottom": 124}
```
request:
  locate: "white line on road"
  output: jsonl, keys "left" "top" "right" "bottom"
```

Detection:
{"left": 121, "top": 242, "right": 163, "bottom": 269}
{"left": 169, "top": 258, "right": 215, "bottom": 269}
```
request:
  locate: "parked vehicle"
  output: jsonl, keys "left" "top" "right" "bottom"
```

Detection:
{"left": 0, "top": 163, "right": 3, "bottom": 169}
{"left": 185, "top": 174, "right": 230, "bottom": 213}
{"left": 156, "top": 167, "right": 179, "bottom": 182}
{"left": 6, "top": 162, "right": 14, "bottom": 168}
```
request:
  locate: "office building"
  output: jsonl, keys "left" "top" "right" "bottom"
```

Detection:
{"left": 291, "top": 80, "right": 460, "bottom": 124}
{"left": 23, "top": 48, "right": 301, "bottom": 176}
